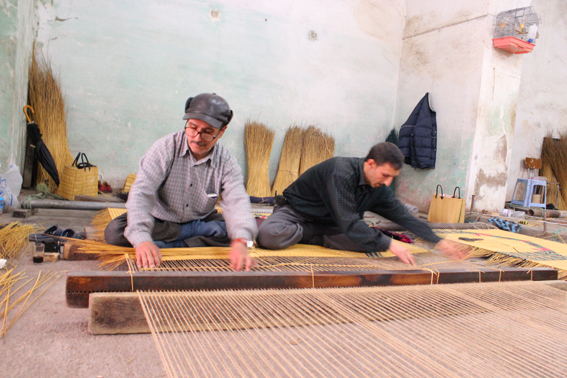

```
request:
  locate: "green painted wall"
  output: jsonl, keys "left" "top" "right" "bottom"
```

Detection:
{"left": 0, "top": 0, "right": 35, "bottom": 172}
{"left": 34, "top": 0, "right": 406, "bottom": 187}
{"left": 0, "top": 0, "right": 19, "bottom": 170}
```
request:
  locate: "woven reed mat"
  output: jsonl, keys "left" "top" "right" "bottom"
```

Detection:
{"left": 435, "top": 229, "right": 567, "bottom": 278}
{"left": 138, "top": 280, "right": 567, "bottom": 378}
{"left": 75, "top": 240, "right": 432, "bottom": 271}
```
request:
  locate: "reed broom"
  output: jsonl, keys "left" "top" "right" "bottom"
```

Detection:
{"left": 245, "top": 121, "right": 275, "bottom": 198}
{"left": 299, "top": 126, "right": 335, "bottom": 176}
{"left": 28, "top": 46, "right": 74, "bottom": 191}
{"left": 271, "top": 125, "right": 305, "bottom": 196}
{"left": 541, "top": 161, "right": 566, "bottom": 210}
{"left": 542, "top": 135, "right": 567, "bottom": 210}
{"left": 90, "top": 208, "right": 128, "bottom": 242}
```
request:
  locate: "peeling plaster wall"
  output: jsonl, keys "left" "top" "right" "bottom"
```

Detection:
{"left": 394, "top": 0, "right": 489, "bottom": 212}
{"left": 0, "top": 0, "right": 36, "bottom": 171}
{"left": 467, "top": 19, "right": 524, "bottom": 212}
{"left": 395, "top": 0, "right": 529, "bottom": 212}
{"left": 506, "top": 0, "right": 567, "bottom": 200}
{"left": 34, "top": 0, "right": 406, "bottom": 187}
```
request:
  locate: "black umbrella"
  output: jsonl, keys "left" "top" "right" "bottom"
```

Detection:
{"left": 23, "top": 106, "right": 60, "bottom": 187}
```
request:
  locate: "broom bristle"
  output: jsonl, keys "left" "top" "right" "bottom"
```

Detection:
{"left": 28, "top": 45, "right": 74, "bottom": 192}
{"left": 541, "top": 134, "right": 567, "bottom": 210}
{"left": 299, "top": 126, "right": 335, "bottom": 176}
{"left": 90, "top": 208, "right": 128, "bottom": 242}
{"left": 271, "top": 126, "right": 305, "bottom": 196}
{"left": 245, "top": 121, "right": 275, "bottom": 198}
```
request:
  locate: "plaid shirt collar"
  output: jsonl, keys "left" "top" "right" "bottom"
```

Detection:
{"left": 181, "top": 132, "right": 220, "bottom": 168}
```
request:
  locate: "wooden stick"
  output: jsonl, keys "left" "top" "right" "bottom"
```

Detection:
{"left": 66, "top": 267, "right": 558, "bottom": 308}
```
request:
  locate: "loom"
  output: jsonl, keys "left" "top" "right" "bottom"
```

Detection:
{"left": 65, "top": 218, "right": 567, "bottom": 377}
{"left": 65, "top": 243, "right": 558, "bottom": 309}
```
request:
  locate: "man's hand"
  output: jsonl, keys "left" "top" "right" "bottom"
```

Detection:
{"left": 135, "top": 241, "right": 162, "bottom": 269}
{"left": 434, "top": 239, "right": 470, "bottom": 260}
{"left": 388, "top": 240, "right": 416, "bottom": 266}
{"left": 229, "top": 240, "right": 257, "bottom": 271}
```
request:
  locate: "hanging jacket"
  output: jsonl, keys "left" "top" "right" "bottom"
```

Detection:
{"left": 397, "top": 93, "right": 437, "bottom": 169}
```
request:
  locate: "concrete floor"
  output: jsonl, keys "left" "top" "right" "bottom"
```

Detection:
{"left": 0, "top": 259, "right": 168, "bottom": 378}
{"left": 1, "top": 195, "right": 565, "bottom": 377}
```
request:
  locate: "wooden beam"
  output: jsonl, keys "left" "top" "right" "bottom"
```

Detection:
{"left": 89, "top": 293, "right": 148, "bottom": 335}
{"left": 63, "top": 242, "right": 100, "bottom": 261}
{"left": 67, "top": 267, "right": 558, "bottom": 308}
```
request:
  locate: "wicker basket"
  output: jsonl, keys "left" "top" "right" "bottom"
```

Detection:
{"left": 122, "top": 173, "right": 137, "bottom": 193}
{"left": 57, "top": 153, "right": 99, "bottom": 200}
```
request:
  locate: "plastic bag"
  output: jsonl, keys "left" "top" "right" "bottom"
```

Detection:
{"left": 0, "top": 165, "right": 23, "bottom": 209}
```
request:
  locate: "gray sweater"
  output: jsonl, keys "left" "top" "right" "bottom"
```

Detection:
{"left": 125, "top": 131, "right": 257, "bottom": 247}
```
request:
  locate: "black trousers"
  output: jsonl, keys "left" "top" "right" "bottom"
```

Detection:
{"left": 256, "top": 205, "right": 368, "bottom": 252}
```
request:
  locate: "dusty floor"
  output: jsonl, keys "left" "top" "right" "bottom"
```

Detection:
{"left": 0, "top": 199, "right": 565, "bottom": 377}
{"left": 0, "top": 206, "right": 168, "bottom": 377}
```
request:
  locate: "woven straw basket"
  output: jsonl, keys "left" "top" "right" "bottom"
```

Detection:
{"left": 122, "top": 173, "right": 137, "bottom": 193}
{"left": 57, "top": 153, "right": 99, "bottom": 200}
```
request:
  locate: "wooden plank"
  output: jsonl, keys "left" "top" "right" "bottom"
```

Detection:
{"left": 12, "top": 209, "right": 36, "bottom": 218}
{"left": 89, "top": 293, "right": 148, "bottom": 335}
{"left": 67, "top": 267, "right": 558, "bottom": 308}
{"left": 63, "top": 242, "right": 100, "bottom": 261}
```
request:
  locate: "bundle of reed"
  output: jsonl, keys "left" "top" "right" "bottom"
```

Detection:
{"left": 299, "top": 126, "right": 335, "bottom": 176}
{"left": 469, "top": 246, "right": 567, "bottom": 280}
{"left": 0, "top": 268, "right": 61, "bottom": 338}
{"left": 271, "top": 126, "right": 305, "bottom": 196}
{"left": 542, "top": 135, "right": 567, "bottom": 210}
{"left": 245, "top": 121, "right": 275, "bottom": 197}
{"left": 28, "top": 46, "right": 74, "bottom": 191}
{"left": 541, "top": 161, "right": 566, "bottom": 210}
{"left": 90, "top": 208, "right": 128, "bottom": 241}
{"left": 0, "top": 222, "right": 41, "bottom": 262}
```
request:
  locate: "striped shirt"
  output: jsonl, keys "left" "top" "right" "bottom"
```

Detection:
{"left": 125, "top": 131, "right": 257, "bottom": 247}
{"left": 283, "top": 157, "right": 441, "bottom": 252}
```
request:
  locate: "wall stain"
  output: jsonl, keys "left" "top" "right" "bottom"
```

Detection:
{"left": 473, "top": 168, "right": 507, "bottom": 201}
{"left": 494, "top": 134, "right": 507, "bottom": 164}
{"left": 55, "top": 16, "right": 77, "bottom": 22}
{"left": 356, "top": 0, "right": 404, "bottom": 44}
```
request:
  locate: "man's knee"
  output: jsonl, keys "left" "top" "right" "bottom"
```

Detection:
{"left": 104, "top": 217, "right": 131, "bottom": 247}
{"left": 257, "top": 220, "right": 299, "bottom": 250}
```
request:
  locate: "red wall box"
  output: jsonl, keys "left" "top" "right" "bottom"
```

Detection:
{"left": 493, "top": 37, "right": 535, "bottom": 54}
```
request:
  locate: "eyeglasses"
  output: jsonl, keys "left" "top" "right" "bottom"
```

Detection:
{"left": 184, "top": 126, "right": 221, "bottom": 142}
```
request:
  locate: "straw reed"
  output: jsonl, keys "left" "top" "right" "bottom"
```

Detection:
{"left": 271, "top": 126, "right": 305, "bottom": 196}
{"left": 245, "top": 121, "right": 275, "bottom": 197}
{"left": 0, "top": 222, "right": 41, "bottom": 263}
{"left": 541, "top": 161, "right": 566, "bottom": 210}
{"left": 28, "top": 45, "right": 74, "bottom": 191}
{"left": 91, "top": 208, "right": 128, "bottom": 241}
{"left": 0, "top": 268, "right": 61, "bottom": 338}
{"left": 541, "top": 135, "right": 567, "bottom": 210}
{"left": 299, "top": 126, "right": 335, "bottom": 176}
{"left": 469, "top": 246, "right": 567, "bottom": 280}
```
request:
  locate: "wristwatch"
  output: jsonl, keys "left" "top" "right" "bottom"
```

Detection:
{"left": 234, "top": 238, "right": 254, "bottom": 248}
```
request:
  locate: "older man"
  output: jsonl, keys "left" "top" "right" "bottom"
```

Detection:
{"left": 257, "top": 142, "right": 466, "bottom": 264}
{"left": 105, "top": 93, "right": 257, "bottom": 270}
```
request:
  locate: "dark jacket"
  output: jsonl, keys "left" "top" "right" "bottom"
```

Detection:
{"left": 397, "top": 93, "right": 437, "bottom": 169}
